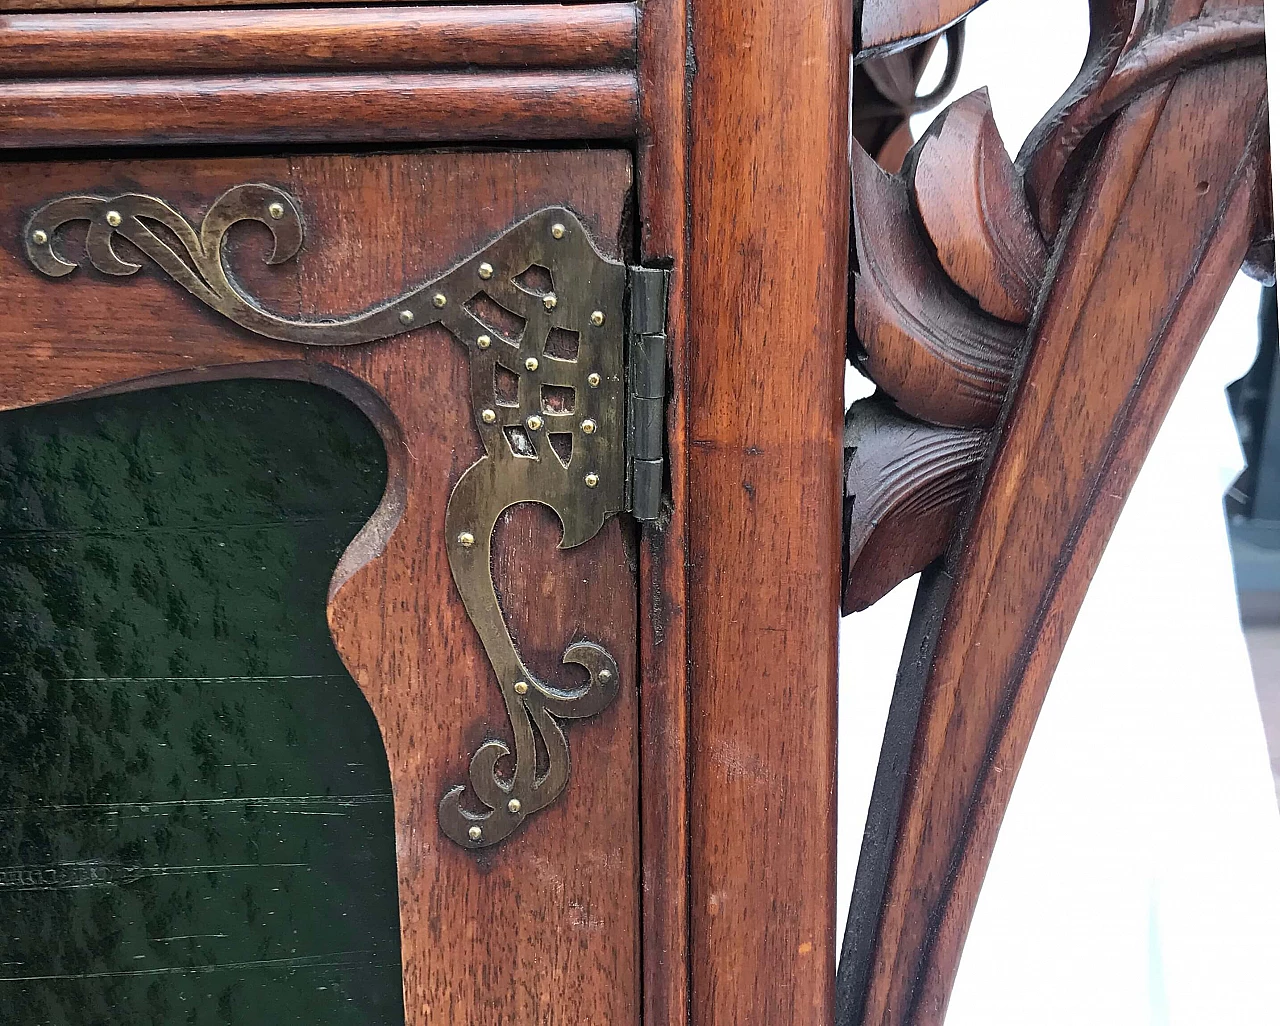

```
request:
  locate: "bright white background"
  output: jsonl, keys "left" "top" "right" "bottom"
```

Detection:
{"left": 838, "top": 2, "right": 1280, "bottom": 1022}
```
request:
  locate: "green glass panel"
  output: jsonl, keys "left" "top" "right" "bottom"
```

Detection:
{"left": 0, "top": 379, "right": 402, "bottom": 1026}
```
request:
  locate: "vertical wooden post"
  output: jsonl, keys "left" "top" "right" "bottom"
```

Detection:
{"left": 687, "top": 1, "right": 851, "bottom": 1022}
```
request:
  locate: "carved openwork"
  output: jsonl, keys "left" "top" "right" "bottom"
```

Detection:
{"left": 23, "top": 189, "right": 629, "bottom": 848}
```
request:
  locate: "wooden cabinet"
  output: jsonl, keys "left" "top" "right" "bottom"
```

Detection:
{"left": 0, "top": 2, "right": 1268, "bottom": 1025}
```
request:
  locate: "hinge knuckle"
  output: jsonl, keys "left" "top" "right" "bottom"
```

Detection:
{"left": 626, "top": 265, "right": 671, "bottom": 524}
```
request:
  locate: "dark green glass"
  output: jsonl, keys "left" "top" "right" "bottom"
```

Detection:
{"left": 0, "top": 379, "right": 403, "bottom": 1026}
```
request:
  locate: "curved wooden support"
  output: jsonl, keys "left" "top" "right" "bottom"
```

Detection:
{"left": 841, "top": 2, "right": 1270, "bottom": 1022}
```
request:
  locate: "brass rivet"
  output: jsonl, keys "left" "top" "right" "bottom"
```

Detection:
{"left": 481, "top": 408, "right": 497, "bottom": 424}
{"left": 468, "top": 825, "right": 483, "bottom": 842}
{"left": 599, "top": 669, "right": 613, "bottom": 683}
{"left": 432, "top": 293, "right": 447, "bottom": 308}
{"left": 587, "top": 373, "right": 601, "bottom": 388}
{"left": 457, "top": 531, "right": 475, "bottom": 548}
{"left": 585, "top": 472, "right": 600, "bottom": 488}
{"left": 105, "top": 210, "right": 122, "bottom": 227}
{"left": 508, "top": 798, "right": 522, "bottom": 815}
{"left": 513, "top": 680, "right": 529, "bottom": 695}
{"left": 581, "top": 419, "right": 597, "bottom": 435}
{"left": 399, "top": 309, "right": 414, "bottom": 325}
{"left": 477, "top": 334, "right": 492, "bottom": 349}
{"left": 525, "top": 357, "right": 539, "bottom": 372}
{"left": 543, "top": 293, "right": 558, "bottom": 311}
{"left": 478, "top": 262, "right": 494, "bottom": 280}
{"left": 30, "top": 229, "right": 47, "bottom": 245}
{"left": 591, "top": 310, "right": 605, "bottom": 326}
{"left": 551, "top": 223, "right": 566, "bottom": 240}
{"left": 526, "top": 414, "right": 544, "bottom": 432}
{"left": 268, "top": 202, "right": 285, "bottom": 220}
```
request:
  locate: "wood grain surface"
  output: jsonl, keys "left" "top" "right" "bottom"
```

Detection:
{"left": 0, "top": 71, "right": 639, "bottom": 149}
{"left": 687, "top": 0, "right": 849, "bottom": 1023}
{"left": 845, "top": 4, "right": 1269, "bottom": 1022}
{"left": 0, "top": 6, "right": 638, "bottom": 78}
{"left": 857, "top": 0, "right": 986, "bottom": 57}
{"left": 0, "top": 150, "right": 640, "bottom": 1026}
{"left": 637, "top": 1, "right": 692, "bottom": 1024}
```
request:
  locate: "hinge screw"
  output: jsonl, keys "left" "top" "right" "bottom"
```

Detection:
{"left": 457, "top": 531, "right": 476, "bottom": 548}
{"left": 584, "top": 472, "right": 599, "bottom": 488}
{"left": 526, "top": 414, "right": 544, "bottom": 432}
{"left": 30, "top": 229, "right": 47, "bottom": 245}
{"left": 581, "top": 419, "right": 597, "bottom": 435}
{"left": 477, "top": 335, "right": 491, "bottom": 350}
{"left": 543, "top": 293, "right": 558, "bottom": 311}
{"left": 105, "top": 210, "right": 122, "bottom": 227}
{"left": 478, "top": 262, "right": 494, "bottom": 280}
{"left": 513, "top": 681, "right": 529, "bottom": 695}
{"left": 508, "top": 799, "right": 522, "bottom": 815}
{"left": 591, "top": 311, "right": 605, "bottom": 326}
{"left": 587, "top": 373, "right": 601, "bottom": 388}
{"left": 599, "top": 669, "right": 613, "bottom": 683}
{"left": 468, "top": 826, "right": 483, "bottom": 842}
{"left": 433, "top": 293, "right": 447, "bottom": 308}
{"left": 525, "top": 357, "right": 539, "bottom": 371}
{"left": 399, "top": 309, "right": 414, "bottom": 325}
{"left": 268, "top": 202, "right": 285, "bottom": 220}
{"left": 551, "top": 223, "right": 566, "bottom": 240}
{"left": 481, "top": 408, "right": 496, "bottom": 424}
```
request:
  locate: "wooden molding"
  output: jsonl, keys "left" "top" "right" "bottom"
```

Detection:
{"left": 0, "top": 6, "right": 638, "bottom": 78}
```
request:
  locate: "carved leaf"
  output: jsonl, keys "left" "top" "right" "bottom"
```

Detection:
{"left": 911, "top": 89, "right": 1048, "bottom": 324}
{"left": 843, "top": 397, "right": 985, "bottom": 613}
{"left": 852, "top": 142, "right": 1026, "bottom": 429}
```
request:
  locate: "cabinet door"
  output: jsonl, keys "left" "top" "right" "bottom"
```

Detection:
{"left": 0, "top": 148, "right": 640, "bottom": 1025}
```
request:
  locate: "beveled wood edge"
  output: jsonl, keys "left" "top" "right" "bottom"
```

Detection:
{"left": 637, "top": 2, "right": 692, "bottom": 1025}
{"left": 0, "top": 70, "right": 640, "bottom": 149}
{"left": 0, "top": 5, "right": 638, "bottom": 78}
{"left": 855, "top": 0, "right": 988, "bottom": 62}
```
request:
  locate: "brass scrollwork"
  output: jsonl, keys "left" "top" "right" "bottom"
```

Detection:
{"left": 24, "top": 185, "right": 628, "bottom": 848}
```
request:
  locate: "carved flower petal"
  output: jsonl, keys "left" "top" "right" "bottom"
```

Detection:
{"left": 911, "top": 89, "right": 1048, "bottom": 324}
{"left": 852, "top": 142, "right": 1026, "bottom": 429}
{"left": 843, "top": 397, "right": 986, "bottom": 613}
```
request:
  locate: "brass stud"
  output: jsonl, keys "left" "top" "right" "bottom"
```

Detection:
{"left": 581, "top": 419, "right": 597, "bottom": 435}
{"left": 267, "top": 202, "right": 285, "bottom": 220}
{"left": 477, "top": 334, "right": 492, "bottom": 349}
{"left": 584, "top": 472, "right": 600, "bottom": 488}
{"left": 543, "top": 293, "right": 558, "bottom": 311}
{"left": 587, "top": 373, "right": 601, "bottom": 388}
{"left": 105, "top": 210, "right": 122, "bottom": 227}
{"left": 399, "top": 309, "right": 415, "bottom": 325}
{"left": 591, "top": 310, "right": 605, "bottom": 326}
{"left": 513, "top": 680, "right": 529, "bottom": 695}
{"left": 525, "top": 357, "right": 539, "bottom": 372}
{"left": 432, "top": 293, "right": 447, "bottom": 308}
{"left": 468, "top": 825, "right": 483, "bottom": 842}
{"left": 30, "top": 229, "right": 47, "bottom": 245}
{"left": 481, "top": 408, "right": 497, "bottom": 424}
{"left": 457, "top": 531, "right": 476, "bottom": 548}
{"left": 551, "top": 223, "right": 566, "bottom": 240}
{"left": 526, "top": 414, "right": 544, "bottom": 432}
{"left": 599, "top": 669, "right": 613, "bottom": 683}
{"left": 478, "top": 262, "right": 494, "bottom": 280}
{"left": 508, "top": 798, "right": 522, "bottom": 815}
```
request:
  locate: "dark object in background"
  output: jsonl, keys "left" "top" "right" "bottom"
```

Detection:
{"left": 0, "top": 379, "right": 402, "bottom": 1026}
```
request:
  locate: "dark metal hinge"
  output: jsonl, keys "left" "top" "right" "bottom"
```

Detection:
{"left": 626, "top": 265, "right": 671, "bottom": 523}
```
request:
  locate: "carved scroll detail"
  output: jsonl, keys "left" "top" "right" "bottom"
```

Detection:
{"left": 24, "top": 189, "right": 628, "bottom": 848}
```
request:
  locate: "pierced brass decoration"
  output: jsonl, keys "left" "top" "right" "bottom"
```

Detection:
{"left": 24, "top": 186, "right": 628, "bottom": 849}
